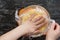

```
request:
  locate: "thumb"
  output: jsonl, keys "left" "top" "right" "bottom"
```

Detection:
{"left": 50, "top": 20, "right": 55, "bottom": 30}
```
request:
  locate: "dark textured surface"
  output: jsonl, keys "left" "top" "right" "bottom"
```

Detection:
{"left": 0, "top": 0, "right": 60, "bottom": 40}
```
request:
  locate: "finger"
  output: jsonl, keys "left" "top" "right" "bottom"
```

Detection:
{"left": 37, "top": 20, "right": 47, "bottom": 28}
{"left": 43, "top": 32, "right": 47, "bottom": 35}
{"left": 50, "top": 20, "right": 55, "bottom": 30}
{"left": 34, "top": 17, "right": 45, "bottom": 25}
{"left": 29, "top": 14, "right": 36, "bottom": 21}
{"left": 32, "top": 30, "right": 40, "bottom": 35}
{"left": 55, "top": 23, "right": 60, "bottom": 32}
{"left": 32, "top": 16, "right": 43, "bottom": 22}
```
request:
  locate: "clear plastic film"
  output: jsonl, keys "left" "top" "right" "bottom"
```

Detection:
{"left": 15, "top": 5, "right": 54, "bottom": 37}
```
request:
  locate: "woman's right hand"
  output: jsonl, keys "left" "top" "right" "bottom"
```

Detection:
{"left": 46, "top": 21, "right": 60, "bottom": 40}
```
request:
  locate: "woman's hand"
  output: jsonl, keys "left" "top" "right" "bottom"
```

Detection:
{"left": 0, "top": 14, "right": 47, "bottom": 40}
{"left": 19, "top": 14, "right": 47, "bottom": 35}
{"left": 46, "top": 21, "right": 60, "bottom": 40}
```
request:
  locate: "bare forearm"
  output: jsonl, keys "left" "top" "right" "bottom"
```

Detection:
{"left": 0, "top": 25, "right": 27, "bottom": 40}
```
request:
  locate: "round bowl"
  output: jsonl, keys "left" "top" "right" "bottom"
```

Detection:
{"left": 15, "top": 5, "right": 52, "bottom": 37}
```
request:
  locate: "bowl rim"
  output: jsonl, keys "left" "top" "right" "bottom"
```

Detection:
{"left": 15, "top": 5, "right": 50, "bottom": 21}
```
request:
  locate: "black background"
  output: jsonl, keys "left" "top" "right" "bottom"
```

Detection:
{"left": 0, "top": 0, "right": 60, "bottom": 40}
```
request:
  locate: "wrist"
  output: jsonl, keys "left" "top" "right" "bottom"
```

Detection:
{"left": 18, "top": 25, "right": 29, "bottom": 35}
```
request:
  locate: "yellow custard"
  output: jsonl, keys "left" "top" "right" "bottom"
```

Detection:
{"left": 18, "top": 6, "right": 49, "bottom": 33}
